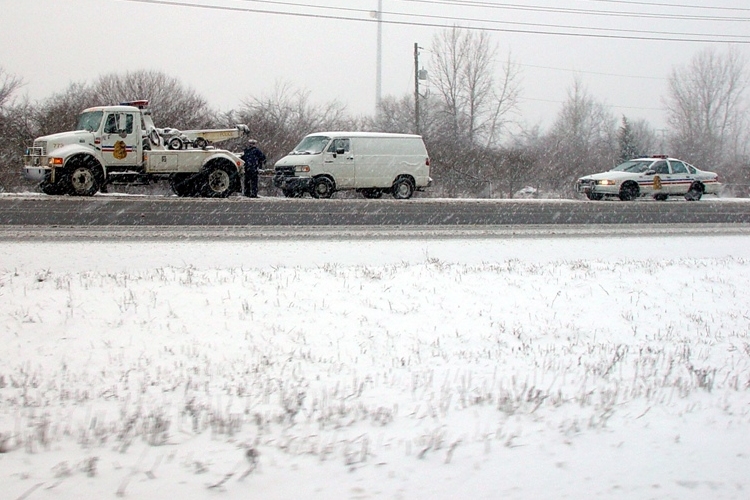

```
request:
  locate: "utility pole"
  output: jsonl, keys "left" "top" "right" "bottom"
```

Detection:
{"left": 375, "top": 0, "right": 383, "bottom": 115}
{"left": 414, "top": 42, "right": 420, "bottom": 135}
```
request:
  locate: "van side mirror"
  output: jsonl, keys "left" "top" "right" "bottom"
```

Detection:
{"left": 336, "top": 148, "right": 345, "bottom": 155}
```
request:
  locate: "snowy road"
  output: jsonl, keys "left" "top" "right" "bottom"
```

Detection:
{"left": 1, "top": 194, "right": 750, "bottom": 228}
{"left": 2, "top": 222, "right": 750, "bottom": 242}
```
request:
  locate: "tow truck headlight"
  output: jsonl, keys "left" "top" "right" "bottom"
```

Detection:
{"left": 295, "top": 165, "right": 310, "bottom": 173}
{"left": 49, "top": 157, "right": 64, "bottom": 167}
{"left": 597, "top": 179, "right": 615, "bottom": 185}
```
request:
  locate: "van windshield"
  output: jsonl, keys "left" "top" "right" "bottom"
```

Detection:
{"left": 76, "top": 111, "right": 104, "bottom": 132}
{"left": 290, "top": 135, "right": 330, "bottom": 155}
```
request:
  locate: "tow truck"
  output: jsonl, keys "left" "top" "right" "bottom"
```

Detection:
{"left": 23, "top": 100, "right": 248, "bottom": 197}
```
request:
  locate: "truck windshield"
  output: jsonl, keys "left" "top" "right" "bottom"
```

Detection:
{"left": 76, "top": 111, "right": 104, "bottom": 132}
{"left": 290, "top": 135, "right": 330, "bottom": 155}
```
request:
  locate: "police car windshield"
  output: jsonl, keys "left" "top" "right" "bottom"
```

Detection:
{"left": 76, "top": 111, "right": 104, "bottom": 132}
{"left": 611, "top": 160, "right": 653, "bottom": 173}
{"left": 290, "top": 135, "right": 330, "bottom": 155}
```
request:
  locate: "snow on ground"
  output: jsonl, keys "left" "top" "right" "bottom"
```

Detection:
{"left": 1, "top": 233, "right": 749, "bottom": 499}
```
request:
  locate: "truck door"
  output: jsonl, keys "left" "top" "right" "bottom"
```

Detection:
{"left": 323, "top": 138, "right": 354, "bottom": 188}
{"left": 101, "top": 112, "right": 138, "bottom": 167}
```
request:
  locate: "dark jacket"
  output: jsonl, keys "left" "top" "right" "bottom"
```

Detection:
{"left": 241, "top": 146, "right": 266, "bottom": 171}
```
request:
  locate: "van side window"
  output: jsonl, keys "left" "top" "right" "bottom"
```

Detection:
{"left": 328, "top": 138, "right": 350, "bottom": 153}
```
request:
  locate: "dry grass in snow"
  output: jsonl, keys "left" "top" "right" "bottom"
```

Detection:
{"left": 0, "top": 236, "right": 749, "bottom": 499}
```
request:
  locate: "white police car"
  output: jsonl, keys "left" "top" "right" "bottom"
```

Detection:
{"left": 576, "top": 156, "right": 721, "bottom": 201}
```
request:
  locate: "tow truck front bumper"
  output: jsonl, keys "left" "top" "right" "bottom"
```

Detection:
{"left": 23, "top": 152, "right": 51, "bottom": 181}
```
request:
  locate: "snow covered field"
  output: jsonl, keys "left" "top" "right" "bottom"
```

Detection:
{"left": 1, "top": 232, "right": 749, "bottom": 499}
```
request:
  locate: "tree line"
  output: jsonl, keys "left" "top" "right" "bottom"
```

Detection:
{"left": 1, "top": 27, "right": 748, "bottom": 197}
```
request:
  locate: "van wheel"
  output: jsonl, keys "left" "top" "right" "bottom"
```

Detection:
{"left": 392, "top": 177, "right": 415, "bottom": 199}
{"left": 311, "top": 177, "right": 334, "bottom": 199}
{"left": 361, "top": 189, "right": 383, "bottom": 199}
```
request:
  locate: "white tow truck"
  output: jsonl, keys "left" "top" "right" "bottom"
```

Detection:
{"left": 23, "top": 100, "right": 248, "bottom": 197}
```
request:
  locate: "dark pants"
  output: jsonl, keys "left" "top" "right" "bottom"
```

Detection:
{"left": 244, "top": 167, "right": 258, "bottom": 197}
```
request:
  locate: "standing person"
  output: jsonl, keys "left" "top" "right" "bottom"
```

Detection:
{"left": 241, "top": 139, "right": 266, "bottom": 198}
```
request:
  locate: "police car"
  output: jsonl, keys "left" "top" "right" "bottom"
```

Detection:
{"left": 576, "top": 156, "right": 721, "bottom": 201}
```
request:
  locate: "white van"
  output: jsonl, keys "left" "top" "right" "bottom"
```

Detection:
{"left": 272, "top": 132, "right": 431, "bottom": 199}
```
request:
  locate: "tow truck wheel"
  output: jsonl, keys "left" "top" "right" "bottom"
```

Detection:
{"left": 169, "top": 173, "right": 200, "bottom": 197}
{"left": 40, "top": 172, "right": 68, "bottom": 195}
{"left": 41, "top": 182, "right": 67, "bottom": 195}
{"left": 618, "top": 182, "right": 639, "bottom": 201}
{"left": 167, "top": 137, "right": 183, "bottom": 150}
{"left": 67, "top": 157, "right": 101, "bottom": 196}
{"left": 202, "top": 162, "right": 239, "bottom": 198}
{"left": 310, "top": 177, "right": 334, "bottom": 199}
{"left": 194, "top": 137, "right": 208, "bottom": 149}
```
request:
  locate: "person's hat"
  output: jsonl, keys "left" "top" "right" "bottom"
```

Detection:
{"left": 248, "top": 139, "right": 257, "bottom": 145}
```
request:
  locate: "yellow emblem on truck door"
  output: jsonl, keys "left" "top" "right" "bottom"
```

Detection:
{"left": 653, "top": 175, "right": 662, "bottom": 190}
{"left": 113, "top": 140, "right": 128, "bottom": 160}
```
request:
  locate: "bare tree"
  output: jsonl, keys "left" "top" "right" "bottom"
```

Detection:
{"left": 665, "top": 47, "right": 748, "bottom": 169}
{"left": 542, "top": 78, "right": 617, "bottom": 194}
{"left": 0, "top": 68, "right": 29, "bottom": 191}
{"left": 430, "top": 26, "right": 521, "bottom": 147}
{"left": 0, "top": 68, "right": 23, "bottom": 108}
{"left": 33, "top": 82, "right": 99, "bottom": 136}
{"left": 618, "top": 116, "right": 659, "bottom": 162}
{"left": 226, "top": 81, "right": 351, "bottom": 164}
{"left": 92, "top": 70, "right": 216, "bottom": 129}
{"left": 366, "top": 94, "right": 416, "bottom": 134}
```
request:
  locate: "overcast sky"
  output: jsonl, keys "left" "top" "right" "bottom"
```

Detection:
{"left": 3, "top": 0, "right": 749, "bottom": 132}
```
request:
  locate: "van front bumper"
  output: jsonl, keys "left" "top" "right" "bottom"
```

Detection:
{"left": 273, "top": 174, "right": 313, "bottom": 192}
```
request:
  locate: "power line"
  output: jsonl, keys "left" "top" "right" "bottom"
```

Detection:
{"left": 584, "top": 0, "right": 750, "bottom": 14}
{"left": 398, "top": 0, "right": 750, "bottom": 22}
{"left": 241, "top": 0, "right": 750, "bottom": 41}
{"left": 116, "top": 0, "right": 750, "bottom": 43}
{"left": 519, "top": 63, "right": 667, "bottom": 81}
{"left": 522, "top": 96, "right": 666, "bottom": 112}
